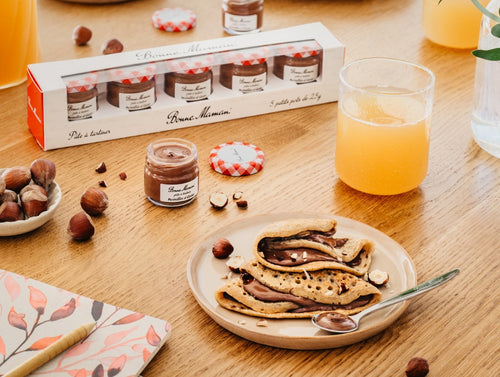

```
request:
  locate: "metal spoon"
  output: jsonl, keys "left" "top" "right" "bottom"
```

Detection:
{"left": 312, "top": 268, "right": 460, "bottom": 334}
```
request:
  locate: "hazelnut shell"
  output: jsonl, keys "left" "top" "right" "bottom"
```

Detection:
{"left": 67, "top": 212, "right": 95, "bottom": 241}
{"left": 30, "top": 159, "right": 56, "bottom": 190}
{"left": 21, "top": 189, "right": 48, "bottom": 218}
{"left": 81, "top": 187, "right": 109, "bottom": 216}
{"left": 212, "top": 238, "right": 234, "bottom": 259}
{"left": 0, "top": 201, "right": 24, "bottom": 222}
{"left": 2, "top": 166, "right": 31, "bottom": 193}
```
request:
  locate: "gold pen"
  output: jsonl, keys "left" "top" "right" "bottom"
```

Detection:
{"left": 4, "top": 322, "right": 94, "bottom": 377}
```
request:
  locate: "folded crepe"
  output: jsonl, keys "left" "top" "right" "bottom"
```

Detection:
{"left": 252, "top": 218, "right": 374, "bottom": 276}
{"left": 215, "top": 259, "right": 381, "bottom": 318}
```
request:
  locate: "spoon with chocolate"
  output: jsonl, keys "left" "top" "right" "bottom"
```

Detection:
{"left": 312, "top": 268, "right": 460, "bottom": 334}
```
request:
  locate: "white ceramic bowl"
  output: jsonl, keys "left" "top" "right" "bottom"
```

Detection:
{"left": 0, "top": 169, "right": 62, "bottom": 237}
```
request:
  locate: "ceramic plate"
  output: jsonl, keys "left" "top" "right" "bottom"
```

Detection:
{"left": 0, "top": 169, "right": 62, "bottom": 236}
{"left": 187, "top": 213, "right": 417, "bottom": 350}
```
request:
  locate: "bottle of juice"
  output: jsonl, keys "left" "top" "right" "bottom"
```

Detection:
{"left": 0, "top": 0, "right": 41, "bottom": 89}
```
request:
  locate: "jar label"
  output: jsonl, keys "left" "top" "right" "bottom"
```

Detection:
{"left": 118, "top": 87, "right": 155, "bottom": 110}
{"left": 232, "top": 72, "right": 267, "bottom": 93}
{"left": 224, "top": 13, "right": 258, "bottom": 32}
{"left": 67, "top": 97, "right": 97, "bottom": 121}
{"left": 160, "top": 176, "right": 199, "bottom": 204}
{"left": 174, "top": 79, "right": 211, "bottom": 101}
{"left": 283, "top": 64, "right": 319, "bottom": 84}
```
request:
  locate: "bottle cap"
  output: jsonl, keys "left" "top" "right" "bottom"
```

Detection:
{"left": 209, "top": 142, "right": 265, "bottom": 176}
{"left": 108, "top": 63, "right": 156, "bottom": 84}
{"left": 64, "top": 72, "right": 98, "bottom": 93}
{"left": 166, "top": 55, "right": 214, "bottom": 74}
{"left": 277, "top": 40, "right": 322, "bottom": 58}
{"left": 152, "top": 8, "right": 197, "bottom": 32}
{"left": 224, "top": 46, "right": 270, "bottom": 66}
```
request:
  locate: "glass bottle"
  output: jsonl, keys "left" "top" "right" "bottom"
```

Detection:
{"left": 471, "top": 0, "right": 500, "bottom": 158}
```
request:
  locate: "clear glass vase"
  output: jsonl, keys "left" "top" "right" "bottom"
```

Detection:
{"left": 471, "top": 0, "right": 500, "bottom": 158}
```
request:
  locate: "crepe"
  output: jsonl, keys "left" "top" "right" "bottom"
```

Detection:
{"left": 215, "top": 259, "right": 381, "bottom": 319}
{"left": 252, "top": 218, "right": 374, "bottom": 276}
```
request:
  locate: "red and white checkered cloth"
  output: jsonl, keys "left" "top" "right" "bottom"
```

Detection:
{"left": 152, "top": 8, "right": 197, "bottom": 32}
{"left": 209, "top": 142, "right": 265, "bottom": 176}
{"left": 223, "top": 47, "right": 270, "bottom": 66}
{"left": 64, "top": 72, "right": 98, "bottom": 93}
{"left": 166, "top": 55, "right": 214, "bottom": 74}
{"left": 108, "top": 63, "right": 156, "bottom": 84}
{"left": 277, "top": 40, "right": 322, "bottom": 58}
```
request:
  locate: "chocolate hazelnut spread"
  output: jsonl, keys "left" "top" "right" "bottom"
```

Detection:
{"left": 144, "top": 138, "right": 199, "bottom": 207}
{"left": 164, "top": 70, "right": 213, "bottom": 101}
{"left": 222, "top": 0, "right": 263, "bottom": 35}
{"left": 64, "top": 72, "right": 98, "bottom": 121}
{"left": 315, "top": 312, "right": 357, "bottom": 332}
{"left": 241, "top": 273, "right": 372, "bottom": 313}
{"left": 273, "top": 41, "right": 322, "bottom": 84}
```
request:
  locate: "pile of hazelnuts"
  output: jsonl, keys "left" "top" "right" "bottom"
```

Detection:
{"left": 0, "top": 159, "right": 56, "bottom": 222}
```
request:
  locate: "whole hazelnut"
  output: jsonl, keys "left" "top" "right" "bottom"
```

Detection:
{"left": 405, "top": 357, "right": 429, "bottom": 377}
{"left": 0, "top": 176, "right": 5, "bottom": 196}
{"left": 0, "top": 201, "right": 24, "bottom": 222}
{"left": 30, "top": 159, "right": 56, "bottom": 190}
{"left": 212, "top": 238, "right": 234, "bottom": 259}
{"left": 67, "top": 212, "right": 95, "bottom": 241}
{"left": 80, "top": 187, "right": 109, "bottom": 216}
{"left": 2, "top": 167, "right": 31, "bottom": 193}
{"left": 101, "top": 38, "right": 123, "bottom": 55}
{"left": 72, "top": 25, "right": 92, "bottom": 46}
{"left": 21, "top": 189, "right": 48, "bottom": 218}
{"left": 1, "top": 189, "right": 18, "bottom": 203}
{"left": 20, "top": 184, "right": 47, "bottom": 198}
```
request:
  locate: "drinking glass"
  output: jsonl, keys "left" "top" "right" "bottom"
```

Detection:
{"left": 0, "top": 0, "right": 41, "bottom": 89}
{"left": 335, "top": 58, "right": 435, "bottom": 195}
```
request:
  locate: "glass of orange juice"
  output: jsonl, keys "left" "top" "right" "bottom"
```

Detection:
{"left": 422, "top": 0, "right": 489, "bottom": 49}
{"left": 335, "top": 58, "right": 435, "bottom": 195}
{"left": 0, "top": 0, "right": 41, "bottom": 89}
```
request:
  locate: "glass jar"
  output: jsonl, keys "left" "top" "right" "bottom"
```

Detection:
{"left": 222, "top": 0, "right": 263, "bottom": 35}
{"left": 107, "top": 63, "right": 157, "bottom": 111}
{"left": 273, "top": 41, "right": 322, "bottom": 84}
{"left": 471, "top": 0, "right": 500, "bottom": 158}
{"left": 165, "top": 55, "right": 214, "bottom": 102}
{"left": 220, "top": 47, "right": 269, "bottom": 93}
{"left": 64, "top": 72, "right": 98, "bottom": 121}
{"left": 144, "top": 138, "right": 199, "bottom": 207}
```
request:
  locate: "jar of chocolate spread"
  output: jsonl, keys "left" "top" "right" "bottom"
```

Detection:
{"left": 164, "top": 55, "right": 214, "bottom": 102}
{"left": 220, "top": 47, "right": 269, "bottom": 93}
{"left": 144, "top": 138, "right": 199, "bottom": 207}
{"left": 273, "top": 40, "right": 322, "bottom": 84}
{"left": 107, "top": 63, "right": 156, "bottom": 111}
{"left": 64, "top": 72, "right": 98, "bottom": 121}
{"left": 222, "top": 0, "right": 263, "bottom": 35}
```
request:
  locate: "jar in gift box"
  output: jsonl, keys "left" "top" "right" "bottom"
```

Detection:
{"left": 164, "top": 55, "right": 214, "bottom": 101}
{"left": 273, "top": 40, "right": 322, "bottom": 84}
{"left": 64, "top": 72, "right": 98, "bottom": 121}
{"left": 220, "top": 47, "right": 268, "bottom": 93}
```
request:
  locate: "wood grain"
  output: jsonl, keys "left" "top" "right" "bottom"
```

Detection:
{"left": 1, "top": 0, "right": 499, "bottom": 376}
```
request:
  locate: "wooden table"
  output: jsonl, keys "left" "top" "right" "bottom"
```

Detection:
{"left": 1, "top": 0, "right": 499, "bottom": 375}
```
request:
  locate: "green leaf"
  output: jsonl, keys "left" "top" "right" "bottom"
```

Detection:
{"left": 473, "top": 48, "right": 500, "bottom": 61}
{"left": 471, "top": 0, "right": 500, "bottom": 23}
{"left": 492, "top": 24, "right": 500, "bottom": 38}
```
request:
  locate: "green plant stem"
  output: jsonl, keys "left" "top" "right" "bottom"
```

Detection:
{"left": 471, "top": 0, "right": 500, "bottom": 23}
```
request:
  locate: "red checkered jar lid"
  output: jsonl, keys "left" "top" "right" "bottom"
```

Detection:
{"left": 166, "top": 55, "right": 214, "bottom": 74}
{"left": 277, "top": 40, "right": 322, "bottom": 58}
{"left": 152, "top": 8, "right": 197, "bottom": 32}
{"left": 224, "top": 47, "right": 270, "bottom": 66}
{"left": 108, "top": 63, "right": 157, "bottom": 84}
{"left": 64, "top": 72, "right": 98, "bottom": 93}
{"left": 209, "top": 142, "right": 265, "bottom": 176}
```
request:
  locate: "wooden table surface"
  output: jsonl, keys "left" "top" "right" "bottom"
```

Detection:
{"left": 1, "top": 0, "right": 499, "bottom": 376}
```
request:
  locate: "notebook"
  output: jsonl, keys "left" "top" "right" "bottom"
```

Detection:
{"left": 0, "top": 269, "right": 171, "bottom": 377}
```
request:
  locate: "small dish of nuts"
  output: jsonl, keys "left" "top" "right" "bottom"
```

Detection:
{"left": 0, "top": 161, "right": 62, "bottom": 236}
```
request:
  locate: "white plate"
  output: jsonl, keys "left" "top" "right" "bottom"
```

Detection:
{"left": 187, "top": 213, "right": 417, "bottom": 350}
{"left": 0, "top": 169, "right": 62, "bottom": 236}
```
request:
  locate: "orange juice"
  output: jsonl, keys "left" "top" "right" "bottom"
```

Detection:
{"left": 335, "top": 91, "right": 431, "bottom": 195}
{"left": 0, "top": 0, "right": 41, "bottom": 89}
{"left": 422, "top": 0, "right": 488, "bottom": 49}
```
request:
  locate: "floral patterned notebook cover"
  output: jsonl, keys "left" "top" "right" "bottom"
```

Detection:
{"left": 0, "top": 269, "right": 171, "bottom": 377}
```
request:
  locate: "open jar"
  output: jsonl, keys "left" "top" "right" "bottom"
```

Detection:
{"left": 222, "top": 0, "right": 263, "bottom": 35}
{"left": 64, "top": 72, "right": 98, "bottom": 121}
{"left": 107, "top": 63, "right": 157, "bottom": 111}
{"left": 219, "top": 47, "right": 269, "bottom": 93}
{"left": 144, "top": 138, "right": 199, "bottom": 207}
{"left": 164, "top": 55, "right": 214, "bottom": 101}
{"left": 273, "top": 40, "right": 322, "bottom": 84}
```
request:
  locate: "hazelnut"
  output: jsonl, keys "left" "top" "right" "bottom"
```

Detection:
{"left": 1, "top": 189, "right": 18, "bottom": 203}
{"left": 226, "top": 255, "right": 245, "bottom": 272}
{"left": 72, "top": 25, "right": 92, "bottom": 46}
{"left": 101, "top": 38, "right": 123, "bottom": 55}
{"left": 95, "top": 162, "right": 107, "bottom": 173}
{"left": 30, "top": 159, "right": 56, "bottom": 190}
{"left": 80, "top": 187, "right": 108, "bottom": 216}
{"left": 209, "top": 192, "right": 228, "bottom": 209}
{"left": 119, "top": 172, "right": 127, "bottom": 180}
{"left": 405, "top": 357, "right": 429, "bottom": 377}
{"left": 236, "top": 200, "right": 248, "bottom": 209}
{"left": 0, "top": 176, "right": 5, "bottom": 196}
{"left": 0, "top": 202, "right": 24, "bottom": 222}
{"left": 338, "top": 282, "right": 348, "bottom": 294}
{"left": 20, "top": 184, "right": 47, "bottom": 198}
{"left": 21, "top": 189, "right": 48, "bottom": 218}
{"left": 98, "top": 180, "right": 107, "bottom": 188}
{"left": 212, "top": 238, "right": 234, "bottom": 259}
{"left": 2, "top": 166, "right": 31, "bottom": 193}
{"left": 368, "top": 269, "right": 389, "bottom": 286}
{"left": 67, "top": 211, "right": 95, "bottom": 241}
{"left": 232, "top": 191, "right": 243, "bottom": 200}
